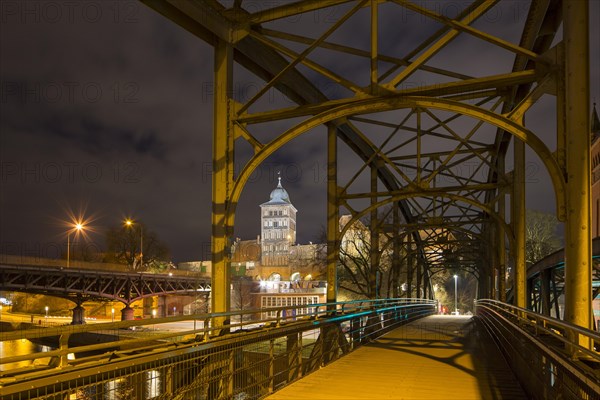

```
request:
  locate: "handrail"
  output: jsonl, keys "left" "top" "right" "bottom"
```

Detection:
{"left": 475, "top": 299, "right": 600, "bottom": 399}
{"left": 0, "top": 298, "right": 436, "bottom": 398}
{"left": 475, "top": 299, "right": 600, "bottom": 358}
{"left": 1, "top": 298, "right": 436, "bottom": 369}
{"left": 0, "top": 298, "right": 433, "bottom": 342}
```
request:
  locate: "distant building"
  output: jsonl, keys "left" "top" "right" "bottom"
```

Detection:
{"left": 260, "top": 175, "right": 297, "bottom": 266}
{"left": 181, "top": 177, "right": 328, "bottom": 316}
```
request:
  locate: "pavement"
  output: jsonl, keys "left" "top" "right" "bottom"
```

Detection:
{"left": 266, "top": 315, "right": 527, "bottom": 400}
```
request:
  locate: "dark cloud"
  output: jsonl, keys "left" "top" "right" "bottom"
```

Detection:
{"left": 1, "top": 1, "right": 598, "bottom": 262}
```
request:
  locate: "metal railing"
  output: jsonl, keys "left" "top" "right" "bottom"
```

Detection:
{"left": 475, "top": 299, "right": 600, "bottom": 400}
{"left": 1, "top": 298, "right": 435, "bottom": 399}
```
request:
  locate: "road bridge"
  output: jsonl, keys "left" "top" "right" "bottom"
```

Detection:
{"left": 0, "top": 256, "right": 210, "bottom": 323}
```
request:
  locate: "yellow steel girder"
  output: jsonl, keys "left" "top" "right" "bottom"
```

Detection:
{"left": 228, "top": 96, "right": 566, "bottom": 225}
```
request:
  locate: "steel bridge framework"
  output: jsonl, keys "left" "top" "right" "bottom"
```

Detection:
{"left": 0, "top": 265, "right": 210, "bottom": 303}
{"left": 139, "top": 0, "right": 593, "bottom": 335}
{"left": 0, "top": 264, "right": 211, "bottom": 321}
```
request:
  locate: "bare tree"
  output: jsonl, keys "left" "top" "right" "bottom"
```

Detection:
{"left": 337, "top": 217, "right": 393, "bottom": 299}
{"left": 231, "top": 276, "right": 255, "bottom": 321}
{"left": 525, "top": 209, "right": 561, "bottom": 266}
{"left": 105, "top": 223, "right": 170, "bottom": 271}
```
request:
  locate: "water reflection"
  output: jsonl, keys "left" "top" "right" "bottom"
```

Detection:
{"left": 2, "top": 341, "right": 163, "bottom": 399}
{"left": 0, "top": 339, "right": 52, "bottom": 371}
{"left": 147, "top": 369, "right": 160, "bottom": 398}
{"left": 73, "top": 369, "right": 163, "bottom": 399}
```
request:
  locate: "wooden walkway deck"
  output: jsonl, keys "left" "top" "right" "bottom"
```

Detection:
{"left": 266, "top": 315, "right": 527, "bottom": 400}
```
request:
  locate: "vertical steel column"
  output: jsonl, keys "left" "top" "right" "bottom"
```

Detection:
{"left": 423, "top": 265, "right": 430, "bottom": 299}
{"left": 392, "top": 204, "right": 401, "bottom": 298}
{"left": 327, "top": 124, "right": 339, "bottom": 304}
{"left": 370, "top": 0, "right": 378, "bottom": 94}
{"left": 489, "top": 225, "right": 497, "bottom": 300}
{"left": 498, "top": 155, "right": 507, "bottom": 302}
{"left": 512, "top": 139, "right": 526, "bottom": 308}
{"left": 406, "top": 234, "right": 413, "bottom": 298}
{"left": 211, "top": 39, "right": 234, "bottom": 328}
{"left": 370, "top": 163, "right": 380, "bottom": 298}
{"left": 564, "top": 0, "right": 592, "bottom": 331}
{"left": 541, "top": 269, "right": 551, "bottom": 316}
{"left": 416, "top": 256, "right": 422, "bottom": 298}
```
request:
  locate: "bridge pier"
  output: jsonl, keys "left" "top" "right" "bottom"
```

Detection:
{"left": 121, "top": 305, "right": 135, "bottom": 321}
{"left": 71, "top": 304, "right": 86, "bottom": 325}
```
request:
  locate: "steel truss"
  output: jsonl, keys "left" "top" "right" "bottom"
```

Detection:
{"left": 0, "top": 265, "right": 210, "bottom": 304}
{"left": 141, "top": 0, "right": 593, "bottom": 332}
{"left": 526, "top": 237, "right": 600, "bottom": 321}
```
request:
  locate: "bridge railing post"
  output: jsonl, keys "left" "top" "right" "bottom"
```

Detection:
{"left": 58, "top": 333, "right": 70, "bottom": 368}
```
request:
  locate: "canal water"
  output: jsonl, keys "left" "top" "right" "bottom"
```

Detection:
{"left": 0, "top": 339, "right": 52, "bottom": 371}
{"left": 1, "top": 339, "right": 164, "bottom": 398}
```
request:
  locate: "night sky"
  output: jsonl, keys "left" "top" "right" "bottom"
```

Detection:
{"left": 1, "top": 1, "right": 599, "bottom": 263}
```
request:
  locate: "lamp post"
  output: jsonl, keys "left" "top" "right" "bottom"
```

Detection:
{"left": 111, "top": 308, "right": 115, "bottom": 322}
{"left": 45, "top": 306, "right": 49, "bottom": 325}
{"left": 152, "top": 309, "right": 157, "bottom": 331}
{"left": 125, "top": 219, "right": 143, "bottom": 268}
{"left": 67, "top": 223, "right": 84, "bottom": 268}
{"left": 454, "top": 274, "right": 458, "bottom": 315}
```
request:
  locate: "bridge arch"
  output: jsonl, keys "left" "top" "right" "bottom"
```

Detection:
{"left": 336, "top": 192, "right": 510, "bottom": 288}
{"left": 229, "top": 96, "right": 566, "bottom": 226}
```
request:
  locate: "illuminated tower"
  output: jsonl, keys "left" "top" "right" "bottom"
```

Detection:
{"left": 260, "top": 175, "right": 297, "bottom": 266}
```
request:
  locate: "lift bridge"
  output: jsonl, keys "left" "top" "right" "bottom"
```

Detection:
{"left": 1, "top": 0, "right": 599, "bottom": 398}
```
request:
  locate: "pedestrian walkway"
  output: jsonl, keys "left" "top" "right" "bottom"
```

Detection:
{"left": 266, "top": 315, "right": 527, "bottom": 399}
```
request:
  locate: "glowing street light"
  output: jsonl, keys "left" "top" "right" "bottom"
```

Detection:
{"left": 454, "top": 275, "right": 458, "bottom": 315}
{"left": 45, "top": 306, "right": 49, "bottom": 325}
{"left": 67, "top": 222, "right": 85, "bottom": 268}
{"left": 124, "top": 219, "right": 143, "bottom": 268}
{"left": 111, "top": 308, "right": 115, "bottom": 322}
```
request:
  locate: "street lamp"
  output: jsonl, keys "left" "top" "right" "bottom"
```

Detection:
{"left": 45, "top": 306, "right": 49, "bottom": 325}
{"left": 67, "top": 222, "right": 85, "bottom": 268}
{"left": 111, "top": 308, "right": 115, "bottom": 322}
{"left": 454, "top": 274, "right": 458, "bottom": 315}
{"left": 124, "top": 219, "right": 143, "bottom": 268}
